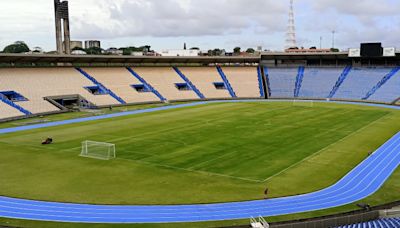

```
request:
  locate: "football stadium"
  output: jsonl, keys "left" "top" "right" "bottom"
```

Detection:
{"left": 0, "top": 1, "right": 400, "bottom": 228}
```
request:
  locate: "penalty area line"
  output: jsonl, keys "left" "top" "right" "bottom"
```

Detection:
{"left": 116, "top": 157, "right": 263, "bottom": 183}
{"left": 262, "top": 113, "right": 390, "bottom": 183}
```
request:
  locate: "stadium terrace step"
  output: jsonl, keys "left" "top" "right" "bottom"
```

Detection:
{"left": 294, "top": 66, "right": 305, "bottom": 97}
{"left": 363, "top": 67, "right": 400, "bottom": 100}
{"left": 126, "top": 67, "right": 167, "bottom": 102}
{"left": 268, "top": 67, "right": 298, "bottom": 98}
{"left": 394, "top": 97, "right": 400, "bottom": 104}
{"left": 173, "top": 67, "right": 205, "bottom": 99}
{"left": 257, "top": 66, "right": 265, "bottom": 98}
{"left": 216, "top": 66, "right": 237, "bottom": 98}
{"left": 0, "top": 93, "right": 32, "bottom": 115}
{"left": 336, "top": 217, "right": 400, "bottom": 228}
{"left": 328, "top": 66, "right": 352, "bottom": 98}
{"left": 262, "top": 67, "right": 272, "bottom": 97}
{"left": 75, "top": 68, "right": 126, "bottom": 105}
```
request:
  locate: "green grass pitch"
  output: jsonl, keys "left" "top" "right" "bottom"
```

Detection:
{"left": 0, "top": 101, "right": 400, "bottom": 212}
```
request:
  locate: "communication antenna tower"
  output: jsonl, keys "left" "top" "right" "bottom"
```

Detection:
{"left": 285, "top": 0, "right": 297, "bottom": 49}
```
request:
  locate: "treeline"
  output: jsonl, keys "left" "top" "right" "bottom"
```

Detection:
{"left": 206, "top": 47, "right": 257, "bottom": 56}
{"left": 73, "top": 46, "right": 152, "bottom": 55}
{"left": 1, "top": 41, "right": 260, "bottom": 56}
{"left": 2, "top": 41, "right": 31, "bottom": 53}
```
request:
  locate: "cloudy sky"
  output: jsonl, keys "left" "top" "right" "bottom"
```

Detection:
{"left": 0, "top": 0, "right": 399, "bottom": 52}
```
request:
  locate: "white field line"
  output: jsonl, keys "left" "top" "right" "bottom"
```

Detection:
{"left": 98, "top": 113, "right": 239, "bottom": 145}
{"left": 187, "top": 150, "right": 239, "bottom": 170}
{"left": 0, "top": 141, "right": 81, "bottom": 153}
{"left": 262, "top": 113, "right": 390, "bottom": 182}
{"left": 0, "top": 140, "right": 261, "bottom": 182}
{"left": 118, "top": 150, "right": 154, "bottom": 157}
{"left": 105, "top": 106, "right": 290, "bottom": 144}
{"left": 0, "top": 106, "right": 391, "bottom": 185}
{"left": 116, "top": 157, "right": 263, "bottom": 183}
{"left": 0, "top": 134, "right": 394, "bottom": 223}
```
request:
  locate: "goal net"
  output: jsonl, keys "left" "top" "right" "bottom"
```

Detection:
{"left": 292, "top": 100, "right": 314, "bottom": 107}
{"left": 80, "top": 140, "right": 116, "bottom": 160}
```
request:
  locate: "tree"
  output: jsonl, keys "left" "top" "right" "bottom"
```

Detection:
{"left": 72, "top": 47, "right": 84, "bottom": 51}
{"left": 120, "top": 45, "right": 152, "bottom": 55}
{"left": 3, "top": 41, "right": 30, "bottom": 53}
{"left": 330, "top": 48, "right": 340, "bottom": 52}
{"left": 85, "top": 47, "right": 103, "bottom": 55}
{"left": 32, "top": 46, "right": 43, "bottom": 53}
{"left": 233, "top": 47, "right": 241, "bottom": 54}
{"left": 190, "top": 47, "right": 200, "bottom": 50}
{"left": 143, "top": 45, "right": 151, "bottom": 52}
{"left": 246, "top": 48, "right": 255, "bottom": 54}
{"left": 122, "top": 48, "right": 132, "bottom": 56}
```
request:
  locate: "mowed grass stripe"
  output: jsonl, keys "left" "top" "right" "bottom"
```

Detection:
{"left": 187, "top": 108, "right": 387, "bottom": 180}
{"left": 134, "top": 108, "right": 384, "bottom": 179}
{"left": 0, "top": 102, "right": 398, "bottom": 206}
{"left": 118, "top": 106, "right": 321, "bottom": 173}
{"left": 3, "top": 103, "right": 387, "bottom": 181}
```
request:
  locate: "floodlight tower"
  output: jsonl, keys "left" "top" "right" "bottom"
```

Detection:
{"left": 285, "top": 0, "right": 297, "bottom": 49}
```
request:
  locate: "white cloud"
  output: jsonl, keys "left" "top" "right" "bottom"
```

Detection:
{"left": 0, "top": 0, "right": 399, "bottom": 51}
{"left": 72, "top": 0, "right": 287, "bottom": 39}
{"left": 308, "top": 0, "right": 399, "bottom": 17}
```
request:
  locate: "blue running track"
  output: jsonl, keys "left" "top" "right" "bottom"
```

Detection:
{"left": 0, "top": 100, "right": 399, "bottom": 223}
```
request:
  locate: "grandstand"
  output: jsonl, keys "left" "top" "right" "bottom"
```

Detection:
{"left": 0, "top": 63, "right": 400, "bottom": 120}
{"left": 0, "top": 68, "right": 119, "bottom": 116}
{"left": 130, "top": 67, "right": 199, "bottom": 101}
{"left": 1, "top": 0, "right": 400, "bottom": 225}
{"left": 267, "top": 67, "right": 298, "bottom": 98}
{"left": 0, "top": 52, "right": 400, "bottom": 227}
{"left": 299, "top": 67, "right": 346, "bottom": 98}
{"left": 368, "top": 67, "right": 400, "bottom": 103}
{"left": 336, "top": 217, "right": 400, "bottom": 228}
{"left": 177, "top": 67, "right": 231, "bottom": 99}
{"left": 221, "top": 67, "right": 262, "bottom": 98}
{"left": 81, "top": 67, "right": 160, "bottom": 104}
{"left": 0, "top": 101, "right": 26, "bottom": 119}
{"left": 333, "top": 67, "right": 395, "bottom": 101}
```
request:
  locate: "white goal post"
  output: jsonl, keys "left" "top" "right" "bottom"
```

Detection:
{"left": 80, "top": 140, "right": 116, "bottom": 160}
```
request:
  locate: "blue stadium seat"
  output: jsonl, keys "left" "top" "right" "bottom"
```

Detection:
{"left": 294, "top": 66, "right": 305, "bottom": 97}
{"left": 334, "top": 68, "right": 393, "bottom": 100}
{"left": 0, "top": 92, "right": 32, "bottom": 115}
{"left": 268, "top": 68, "right": 298, "bottom": 98}
{"left": 76, "top": 68, "right": 126, "bottom": 104}
{"left": 299, "top": 67, "right": 345, "bottom": 98}
{"left": 173, "top": 67, "right": 205, "bottom": 99}
{"left": 368, "top": 68, "right": 400, "bottom": 103}
{"left": 335, "top": 217, "right": 400, "bottom": 228}
{"left": 216, "top": 66, "right": 236, "bottom": 98}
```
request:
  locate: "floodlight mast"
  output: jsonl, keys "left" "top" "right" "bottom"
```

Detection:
{"left": 285, "top": 0, "right": 297, "bottom": 49}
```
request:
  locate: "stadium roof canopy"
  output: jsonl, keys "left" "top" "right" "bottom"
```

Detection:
{"left": 0, "top": 53, "right": 260, "bottom": 65}
{"left": 0, "top": 52, "right": 399, "bottom": 66}
{"left": 261, "top": 51, "right": 350, "bottom": 60}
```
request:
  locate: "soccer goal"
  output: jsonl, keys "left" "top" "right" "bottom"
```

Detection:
{"left": 80, "top": 140, "right": 116, "bottom": 160}
{"left": 292, "top": 99, "right": 314, "bottom": 107}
